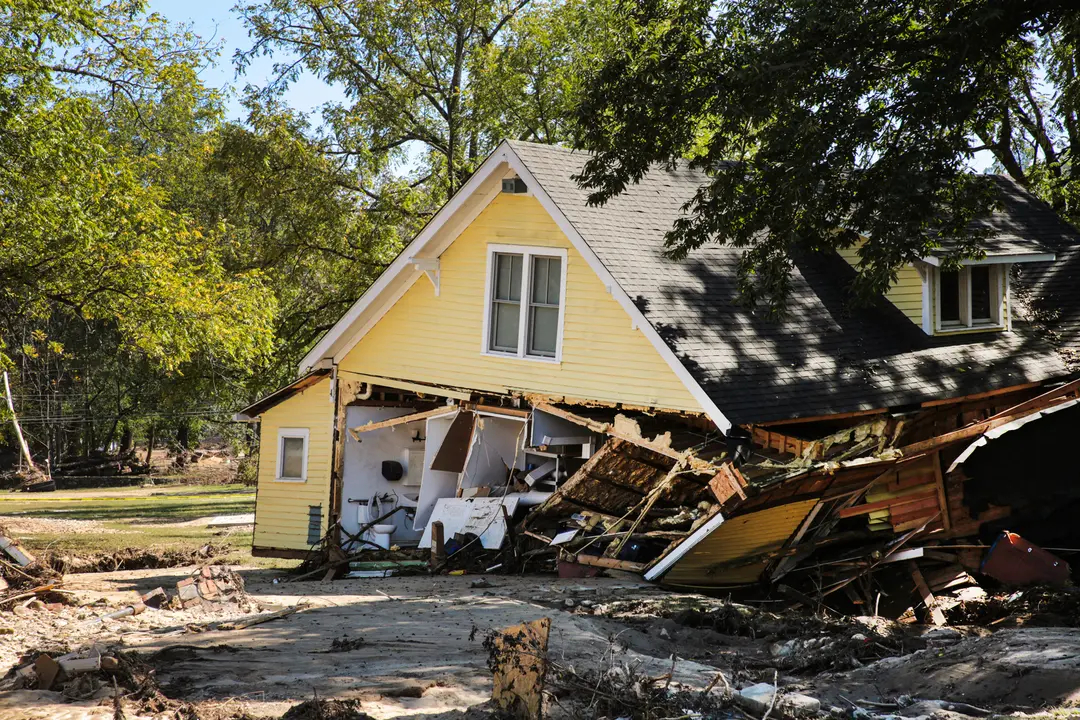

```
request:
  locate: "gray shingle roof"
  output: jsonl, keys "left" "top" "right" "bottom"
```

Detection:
{"left": 510, "top": 140, "right": 1072, "bottom": 425}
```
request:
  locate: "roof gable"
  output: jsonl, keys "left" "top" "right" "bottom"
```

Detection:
{"left": 300, "top": 141, "right": 733, "bottom": 432}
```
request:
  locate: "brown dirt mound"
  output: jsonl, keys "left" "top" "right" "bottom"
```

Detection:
{"left": 280, "top": 698, "right": 373, "bottom": 720}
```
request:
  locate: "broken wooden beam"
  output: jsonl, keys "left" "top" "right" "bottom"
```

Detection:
{"left": 565, "top": 554, "right": 646, "bottom": 573}
{"left": 909, "top": 561, "right": 947, "bottom": 626}
{"left": 349, "top": 406, "right": 457, "bottom": 435}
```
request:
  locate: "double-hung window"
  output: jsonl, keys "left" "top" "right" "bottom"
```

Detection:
{"left": 276, "top": 428, "right": 309, "bottom": 482}
{"left": 484, "top": 246, "right": 567, "bottom": 361}
{"left": 936, "top": 265, "right": 1003, "bottom": 331}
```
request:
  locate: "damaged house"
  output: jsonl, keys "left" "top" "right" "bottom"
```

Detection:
{"left": 236, "top": 140, "right": 1080, "bottom": 610}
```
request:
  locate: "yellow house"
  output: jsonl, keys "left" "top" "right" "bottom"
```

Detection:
{"left": 236, "top": 140, "right": 1069, "bottom": 558}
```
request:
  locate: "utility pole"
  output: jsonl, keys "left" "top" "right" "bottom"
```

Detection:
{"left": 2, "top": 370, "right": 36, "bottom": 473}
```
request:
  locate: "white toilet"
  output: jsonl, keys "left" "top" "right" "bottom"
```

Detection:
{"left": 362, "top": 494, "right": 398, "bottom": 550}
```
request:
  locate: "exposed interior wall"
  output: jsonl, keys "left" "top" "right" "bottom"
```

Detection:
{"left": 837, "top": 242, "right": 923, "bottom": 325}
{"left": 460, "top": 416, "right": 528, "bottom": 490}
{"left": 253, "top": 377, "right": 334, "bottom": 552}
{"left": 340, "top": 406, "right": 426, "bottom": 548}
{"left": 337, "top": 193, "right": 702, "bottom": 412}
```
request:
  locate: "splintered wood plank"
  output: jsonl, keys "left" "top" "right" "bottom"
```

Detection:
{"left": 490, "top": 617, "right": 551, "bottom": 720}
{"left": 909, "top": 561, "right": 947, "bottom": 626}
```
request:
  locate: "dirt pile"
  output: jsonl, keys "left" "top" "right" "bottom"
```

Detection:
{"left": 45, "top": 543, "right": 228, "bottom": 573}
{"left": 279, "top": 698, "right": 373, "bottom": 720}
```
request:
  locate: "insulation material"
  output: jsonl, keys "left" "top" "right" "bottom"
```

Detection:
{"left": 657, "top": 499, "right": 819, "bottom": 588}
{"left": 527, "top": 438, "right": 709, "bottom": 519}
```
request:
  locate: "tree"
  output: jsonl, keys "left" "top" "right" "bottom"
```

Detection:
{"left": 573, "top": 0, "right": 1080, "bottom": 312}
{"left": 0, "top": 1, "right": 278, "bottom": 461}
{"left": 178, "top": 102, "right": 412, "bottom": 393}
{"left": 236, "top": 0, "right": 610, "bottom": 209}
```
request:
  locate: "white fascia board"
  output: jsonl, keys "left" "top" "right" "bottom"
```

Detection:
{"left": 504, "top": 150, "right": 734, "bottom": 434}
{"left": 644, "top": 510, "right": 726, "bottom": 582}
{"left": 920, "top": 252, "right": 1056, "bottom": 267}
{"left": 298, "top": 147, "right": 515, "bottom": 373}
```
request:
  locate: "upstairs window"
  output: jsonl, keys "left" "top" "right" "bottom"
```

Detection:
{"left": 935, "top": 265, "right": 1003, "bottom": 331}
{"left": 484, "top": 245, "right": 567, "bottom": 361}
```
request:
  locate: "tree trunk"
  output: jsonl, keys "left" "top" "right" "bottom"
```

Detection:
{"left": 2, "top": 371, "right": 36, "bottom": 472}
{"left": 119, "top": 423, "right": 134, "bottom": 456}
{"left": 145, "top": 422, "right": 156, "bottom": 467}
{"left": 177, "top": 420, "right": 191, "bottom": 450}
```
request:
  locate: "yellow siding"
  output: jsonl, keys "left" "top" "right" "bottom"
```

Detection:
{"left": 662, "top": 499, "right": 819, "bottom": 587}
{"left": 837, "top": 243, "right": 923, "bottom": 325}
{"left": 339, "top": 194, "right": 702, "bottom": 412}
{"left": 254, "top": 377, "right": 334, "bottom": 551}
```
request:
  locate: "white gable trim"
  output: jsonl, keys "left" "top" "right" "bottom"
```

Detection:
{"left": 300, "top": 149, "right": 513, "bottom": 370}
{"left": 301, "top": 141, "right": 733, "bottom": 434}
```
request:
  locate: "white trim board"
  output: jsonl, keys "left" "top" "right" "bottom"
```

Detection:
{"left": 920, "top": 252, "right": 1055, "bottom": 267}
{"left": 298, "top": 140, "right": 733, "bottom": 434}
{"left": 643, "top": 510, "right": 726, "bottom": 582}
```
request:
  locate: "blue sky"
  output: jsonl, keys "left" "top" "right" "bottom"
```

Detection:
{"left": 148, "top": 0, "right": 346, "bottom": 120}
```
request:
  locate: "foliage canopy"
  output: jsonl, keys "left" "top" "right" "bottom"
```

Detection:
{"left": 574, "top": 0, "right": 1080, "bottom": 311}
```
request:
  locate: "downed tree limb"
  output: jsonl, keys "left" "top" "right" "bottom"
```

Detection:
{"left": 217, "top": 603, "right": 305, "bottom": 630}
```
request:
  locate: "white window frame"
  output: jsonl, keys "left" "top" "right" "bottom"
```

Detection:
{"left": 276, "top": 427, "right": 309, "bottom": 482}
{"left": 933, "top": 264, "right": 1006, "bottom": 334}
{"left": 481, "top": 244, "right": 568, "bottom": 363}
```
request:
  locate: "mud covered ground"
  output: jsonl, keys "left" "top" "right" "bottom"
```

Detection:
{"left": 3, "top": 569, "right": 1080, "bottom": 719}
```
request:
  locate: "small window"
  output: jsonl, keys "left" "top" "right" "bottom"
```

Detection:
{"left": 528, "top": 256, "right": 562, "bottom": 356}
{"left": 970, "top": 266, "right": 992, "bottom": 321}
{"left": 935, "top": 265, "right": 1003, "bottom": 332}
{"left": 484, "top": 246, "right": 566, "bottom": 361}
{"left": 940, "top": 269, "right": 961, "bottom": 324}
{"left": 276, "top": 428, "right": 309, "bottom": 481}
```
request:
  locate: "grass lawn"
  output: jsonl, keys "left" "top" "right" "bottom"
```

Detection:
{"left": 0, "top": 484, "right": 297, "bottom": 569}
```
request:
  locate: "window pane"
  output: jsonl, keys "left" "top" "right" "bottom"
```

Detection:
{"left": 529, "top": 306, "right": 559, "bottom": 356}
{"left": 494, "top": 253, "right": 522, "bottom": 301}
{"left": 531, "top": 257, "right": 550, "bottom": 304}
{"left": 940, "top": 270, "right": 960, "bottom": 323}
{"left": 546, "top": 257, "right": 561, "bottom": 301}
{"left": 971, "top": 266, "right": 992, "bottom": 321}
{"left": 281, "top": 437, "right": 305, "bottom": 478}
{"left": 492, "top": 301, "right": 520, "bottom": 351}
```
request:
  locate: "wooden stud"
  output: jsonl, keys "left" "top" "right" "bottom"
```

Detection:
{"left": 909, "top": 561, "right": 947, "bottom": 626}
{"left": 430, "top": 521, "right": 446, "bottom": 571}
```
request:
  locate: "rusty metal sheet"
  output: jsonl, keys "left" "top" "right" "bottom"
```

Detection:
{"left": 659, "top": 499, "right": 820, "bottom": 588}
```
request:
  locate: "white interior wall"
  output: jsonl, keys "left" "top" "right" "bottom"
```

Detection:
{"left": 460, "top": 416, "right": 527, "bottom": 490}
{"left": 414, "top": 412, "right": 461, "bottom": 530}
{"left": 341, "top": 406, "right": 426, "bottom": 547}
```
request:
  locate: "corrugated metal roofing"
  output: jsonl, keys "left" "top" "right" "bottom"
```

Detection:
{"left": 660, "top": 499, "right": 819, "bottom": 588}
